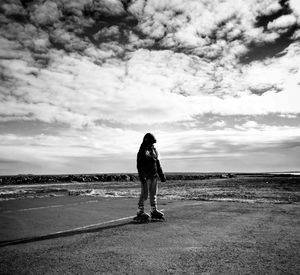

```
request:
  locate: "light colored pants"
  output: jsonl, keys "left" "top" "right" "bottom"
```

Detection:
{"left": 138, "top": 177, "right": 158, "bottom": 210}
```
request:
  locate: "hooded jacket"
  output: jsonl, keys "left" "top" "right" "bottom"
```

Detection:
{"left": 137, "top": 133, "right": 166, "bottom": 182}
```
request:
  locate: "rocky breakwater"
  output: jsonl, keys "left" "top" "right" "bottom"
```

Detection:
{"left": 0, "top": 173, "right": 235, "bottom": 185}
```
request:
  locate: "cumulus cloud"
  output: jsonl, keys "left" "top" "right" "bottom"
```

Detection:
{"left": 289, "top": 0, "right": 300, "bottom": 22}
{"left": 29, "top": 1, "right": 61, "bottom": 26}
{"left": 0, "top": 0, "right": 300, "bottom": 173}
{"left": 1, "top": 40, "right": 300, "bottom": 128}
{"left": 267, "top": 14, "right": 297, "bottom": 31}
{"left": 263, "top": 2, "right": 282, "bottom": 16}
{"left": 2, "top": 0, "right": 296, "bottom": 69}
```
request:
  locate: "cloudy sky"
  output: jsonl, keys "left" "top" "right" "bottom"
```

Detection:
{"left": 0, "top": 0, "right": 300, "bottom": 175}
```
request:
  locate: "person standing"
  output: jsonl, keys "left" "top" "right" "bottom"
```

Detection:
{"left": 134, "top": 133, "right": 166, "bottom": 222}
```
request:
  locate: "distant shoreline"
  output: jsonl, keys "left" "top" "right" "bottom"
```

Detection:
{"left": 0, "top": 172, "right": 299, "bottom": 186}
{"left": 1, "top": 171, "right": 299, "bottom": 177}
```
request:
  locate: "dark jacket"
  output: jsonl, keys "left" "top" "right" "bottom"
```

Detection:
{"left": 137, "top": 134, "right": 166, "bottom": 182}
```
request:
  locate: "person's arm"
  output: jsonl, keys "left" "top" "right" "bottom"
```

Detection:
{"left": 157, "top": 159, "right": 166, "bottom": 182}
{"left": 137, "top": 150, "right": 147, "bottom": 183}
{"left": 155, "top": 149, "right": 166, "bottom": 182}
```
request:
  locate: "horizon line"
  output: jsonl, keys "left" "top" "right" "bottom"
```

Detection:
{"left": 1, "top": 171, "right": 299, "bottom": 177}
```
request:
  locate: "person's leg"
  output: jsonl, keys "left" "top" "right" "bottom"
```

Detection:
{"left": 149, "top": 177, "right": 165, "bottom": 220}
{"left": 149, "top": 176, "right": 158, "bottom": 211}
{"left": 138, "top": 179, "right": 149, "bottom": 212}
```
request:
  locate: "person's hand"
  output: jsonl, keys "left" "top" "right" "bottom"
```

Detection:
{"left": 160, "top": 175, "right": 166, "bottom": 182}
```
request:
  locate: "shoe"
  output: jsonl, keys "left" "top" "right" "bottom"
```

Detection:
{"left": 150, "top": 209, "right": 165, "bottom": 221}
{"left": 133, "top": 211, "right": 150, "bottom": 223}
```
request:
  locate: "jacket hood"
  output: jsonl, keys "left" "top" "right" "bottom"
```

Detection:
{"left": 142, "top": 133, "right": 157, "bottom": 145}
